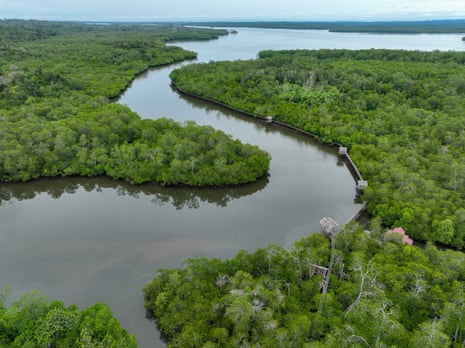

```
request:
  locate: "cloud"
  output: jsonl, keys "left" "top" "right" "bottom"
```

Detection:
{"left": 0, "top": 0, "right": 463, "bottom": 21}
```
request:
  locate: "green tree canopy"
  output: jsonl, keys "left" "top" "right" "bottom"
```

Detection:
{"left": 144, "top": 224, "right": 465, "bottom": 347}
{"left": 171, "top": 48, "right": 465, "bottom": 248}
{"left": 0, "top": 20, "right": 269, "bottom": 187}
{"left": 0, "top": 290, "right": 137, "bottom": 347}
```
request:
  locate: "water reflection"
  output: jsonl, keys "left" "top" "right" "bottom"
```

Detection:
{"left": 1, "top": 27, "right": 401, "bottom": 348}
{"left": 0, "top": 175, "right": 269, "bottom": 209}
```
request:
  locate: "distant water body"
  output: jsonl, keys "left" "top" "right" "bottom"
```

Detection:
{"left": 176, "top": 27, "right": 465, "bottom": 62}
{"left": 1, "top": 28, "right": 463, "bottom": 348}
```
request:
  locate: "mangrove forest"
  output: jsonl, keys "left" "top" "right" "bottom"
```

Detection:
{"left": 145, "top": 224, "right": 465, "bottom": 347}
{"left": 0, "top": 20, "right": 270, "bottom": 187}
{"left": 5, "top": 19, "right": 465, "bottom": 347}
{"left": 170, "top": 49, "right": 465, "bottom": 249}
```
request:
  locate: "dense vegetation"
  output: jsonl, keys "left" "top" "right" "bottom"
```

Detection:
{"left": 0, "top": 20, "right": 269, "bottom": 186}
{"left": 0, "top": 290, "right": 136, "bottom": 347}
{"left": 189, "top": 20, "right": 465, "bottom": 33}
{"left": 171, "top": 49, "right": 465, "bottom": 248}
{"left": 0, "top": 19, "right": 271, "bottom": 347}
{"left": 145, "top": 224, "right": 465, "bottom": 347}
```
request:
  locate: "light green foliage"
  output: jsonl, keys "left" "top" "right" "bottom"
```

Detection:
{"left": 0, "top": 20, "right": 269, "bottom": 187}
{"left": 171, "top": 49, "right": 465, "bottom": 248}
{"left": 410, "top": 321, "right": 451, "bottom": 347}
{"left": 0, "top": 290, "right": 137, "bottom": 347}
{"left": 145, "top": 225, "right": 465, "bottom": 347}
{"left": 279, "top": 83, "right": 341, "bottom": 106}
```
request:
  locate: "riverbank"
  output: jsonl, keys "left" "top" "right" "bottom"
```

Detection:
{"left": 168, "top": 47, "right": 465, "bottom": 249}
{"left": 170, "top": 80, "right": 368, "bottom": 225}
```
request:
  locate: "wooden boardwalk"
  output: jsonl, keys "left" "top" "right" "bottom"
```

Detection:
{"left": 172, "top": 82, "right": 369, "bottom": 223}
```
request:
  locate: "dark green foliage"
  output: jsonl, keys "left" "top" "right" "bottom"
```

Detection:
{"left": 0, "top": 290, "right": 137, "bottom": 347}
{"left": 0, "top": 105, "right": 269, "bottom": 186}
{"left": 0, "top": 20, "right": 269, "bottom": 187}
{"left": 145, "top": 226, "right": 465, "bottom": 347}
{"left": 171, "top": 49, "right": 465, "bottom": 247}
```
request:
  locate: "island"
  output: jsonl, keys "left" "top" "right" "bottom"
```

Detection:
{"left": 184, "top": 19, "right": 465, "bottom": 34}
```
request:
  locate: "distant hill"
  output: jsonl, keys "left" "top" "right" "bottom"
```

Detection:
{"left": 180, "top": 19, "right": 465, "bottom": 34}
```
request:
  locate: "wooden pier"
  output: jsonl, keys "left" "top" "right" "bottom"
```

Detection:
{"left": 338, "top": 146, "right": 368, "bottom": 194}
{"left": 346, "top": 201, "right": 368, "bottom": 224}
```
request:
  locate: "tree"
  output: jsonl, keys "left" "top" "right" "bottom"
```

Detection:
{"left": 410, "top": 321, "right": 451, "bottom": 348}
{"left": 0, "top": 291, "right": 136, "bottom": 347}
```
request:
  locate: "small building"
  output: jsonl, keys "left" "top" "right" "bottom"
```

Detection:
{"left": 320, "top": 216, "right": 339, "bottom": 237}
{"left": 311, "top": 264, "right": 329, "bottom": 277}
{"left": 338, "top": 146, "right": 348, "bottom": 156}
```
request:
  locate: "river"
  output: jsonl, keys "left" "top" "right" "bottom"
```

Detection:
{"left": 1, "top": 27, "right": 464, "bottom": 347}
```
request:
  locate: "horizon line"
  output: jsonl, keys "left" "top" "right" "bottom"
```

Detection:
{"left": 2, "top": 17, "right": 465, "bottom": 23}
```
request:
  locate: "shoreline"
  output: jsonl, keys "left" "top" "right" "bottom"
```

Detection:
{"left": 170, "top": 80, "right": 368, "bottom": 224}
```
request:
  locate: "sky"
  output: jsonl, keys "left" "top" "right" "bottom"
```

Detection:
{"left": 1, "top": 0, "right": 464, "bottom": 22}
